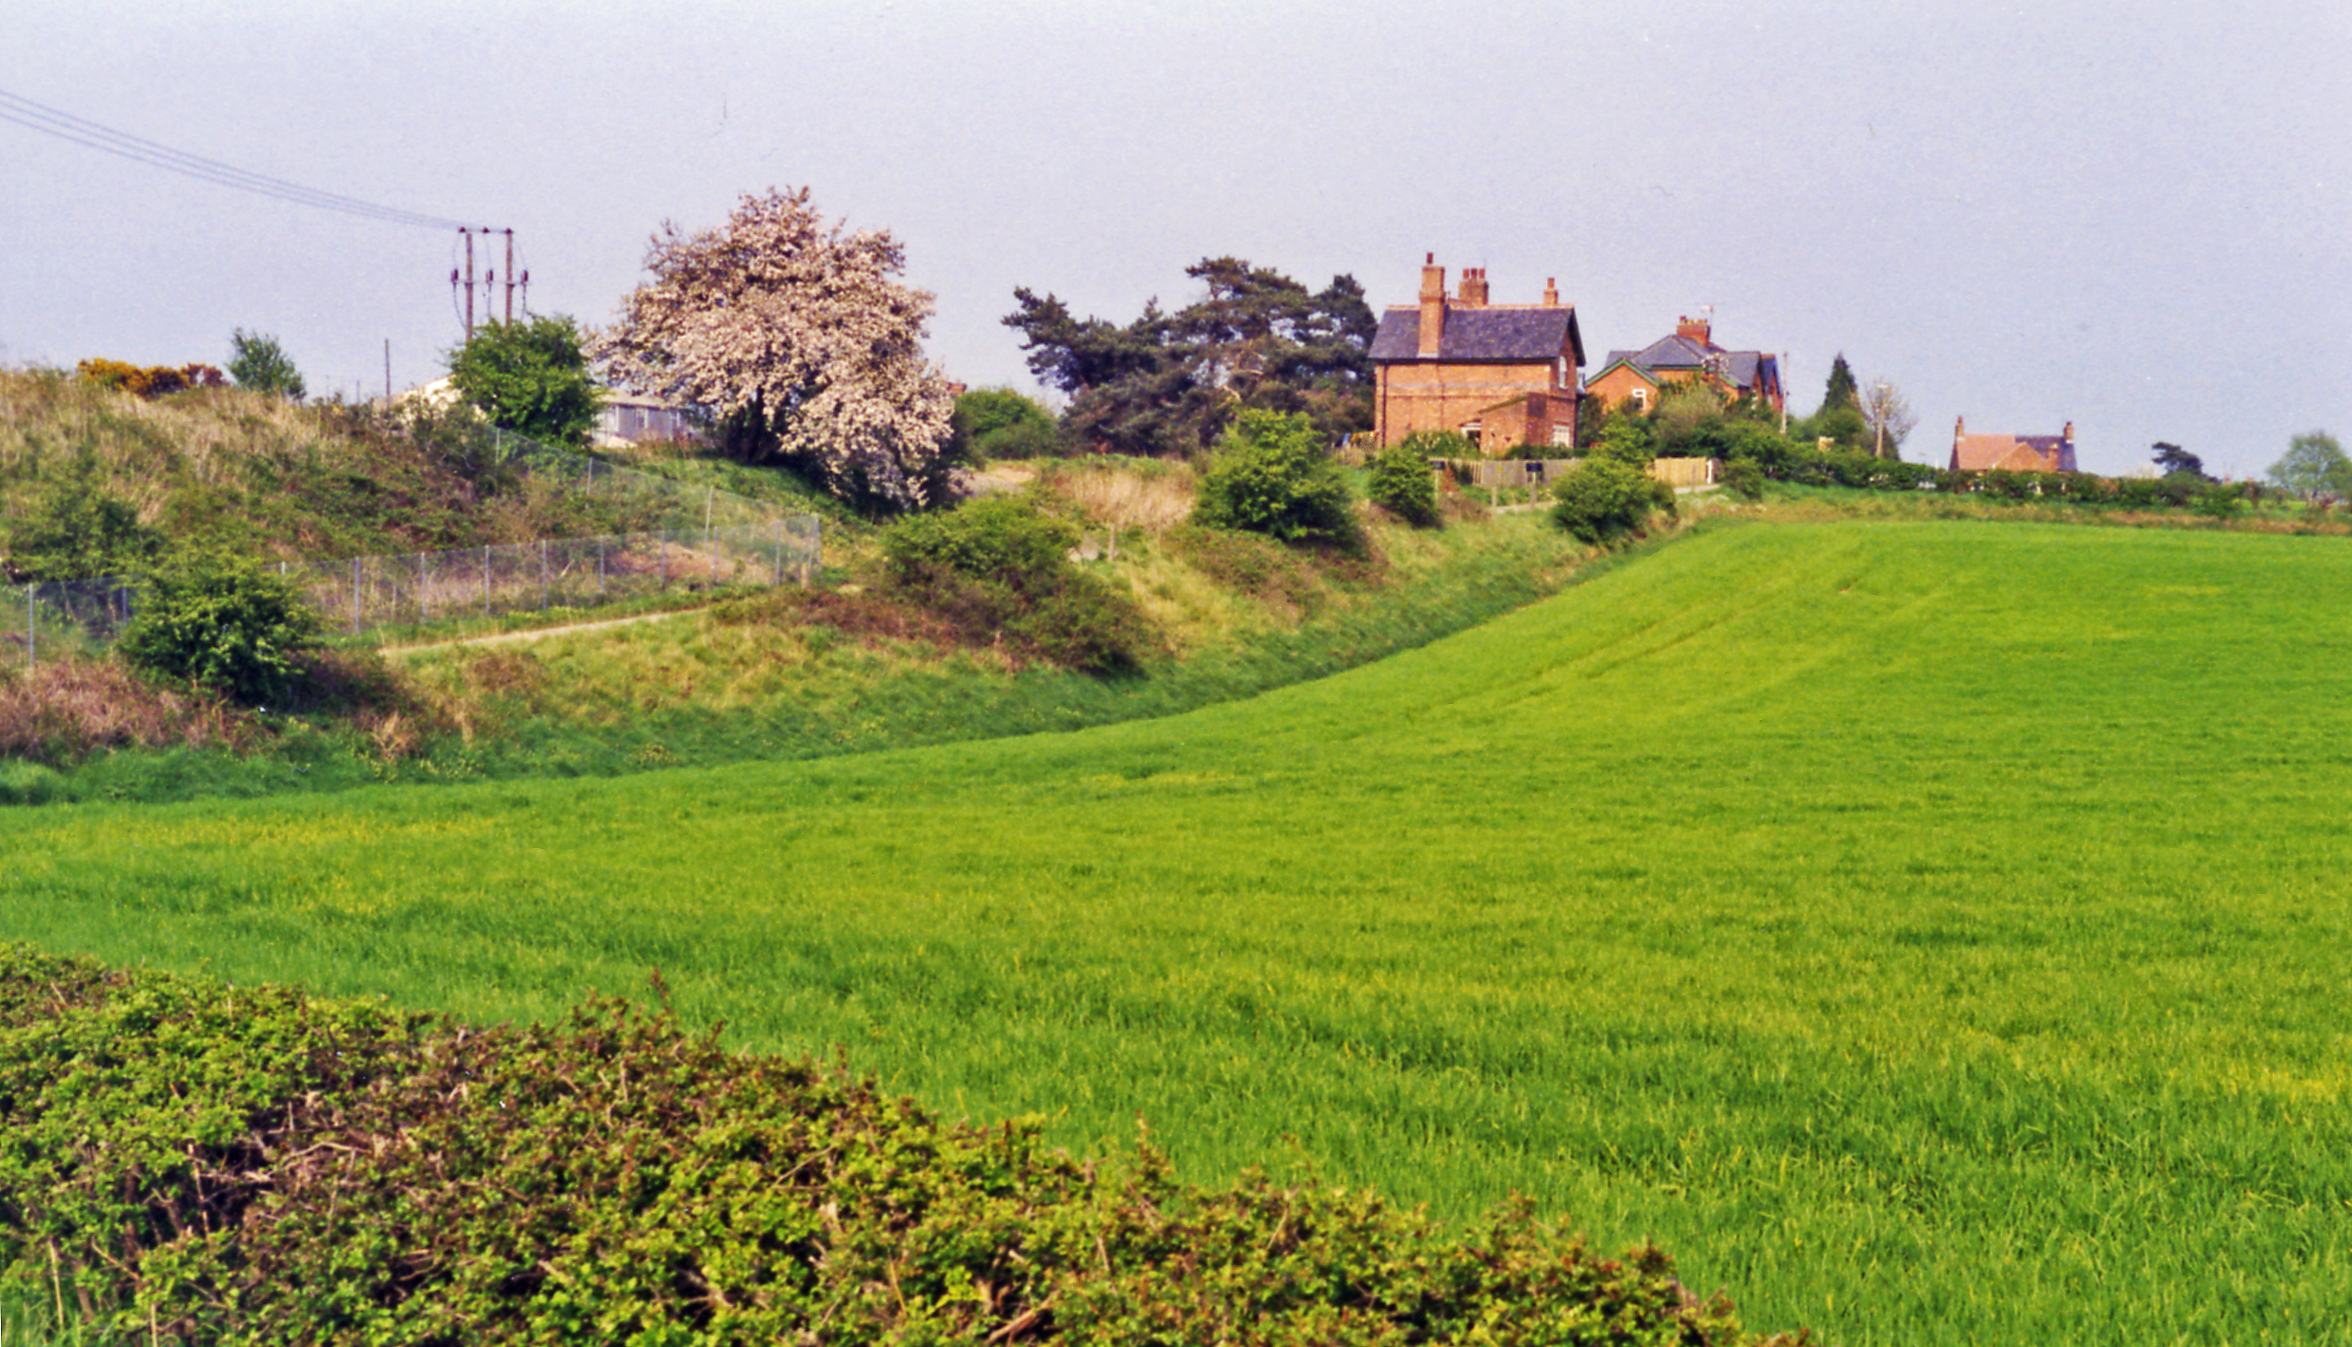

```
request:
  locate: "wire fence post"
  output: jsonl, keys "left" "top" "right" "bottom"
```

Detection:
{"left": 482, "top": 546, "right": 490, "bottom": 617}
{"left": 598, "top": 537, "right": 606, "bottom": 598}
{"left": 541, "top": 539, "right": 550, "bottom": 610}
{"left": 419, "top": 552, "right": 429, "bottom": 626}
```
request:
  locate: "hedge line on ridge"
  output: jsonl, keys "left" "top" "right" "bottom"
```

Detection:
{"left": 0, "top": 946, "right": 1808, "bottom": 1345}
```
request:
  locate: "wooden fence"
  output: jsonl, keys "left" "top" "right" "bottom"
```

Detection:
{"left": 1439, "top": 457, "right": 1721, "bottom": 493}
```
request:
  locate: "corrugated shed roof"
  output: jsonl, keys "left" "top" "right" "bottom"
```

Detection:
{"left": 1371, "top": 307, "right": 1579, "bottom": 363}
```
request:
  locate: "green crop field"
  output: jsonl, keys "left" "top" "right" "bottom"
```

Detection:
{"left": 5, "top": 517, "right": 2348, "bottom": 1344}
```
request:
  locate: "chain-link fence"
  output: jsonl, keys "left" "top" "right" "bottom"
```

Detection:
{"left": 292, "top": 516, "right": 820, "bottom": 636}
{"left": 4, "top": 517, "right": 820, "bottom": 673}
{"left": 3, "top": 579, "right": 139, "bottom": 672}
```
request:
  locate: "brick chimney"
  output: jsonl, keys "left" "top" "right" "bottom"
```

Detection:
{"left": 1542, "top": 277, "right": 1559, "bottom": 307}
{"left": 1418, "top": 253, "right": 1446, "bottom": 357}
{"left": 1458, "top": 267, "right": 1489, "bottom": 307}
{"left": 1676, "top": 315, "right": 1712, "bottom": 346}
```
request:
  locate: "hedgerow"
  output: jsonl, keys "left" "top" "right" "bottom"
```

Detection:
{"left": 0, "top": 946, "right": 1804, "bottom": 1346}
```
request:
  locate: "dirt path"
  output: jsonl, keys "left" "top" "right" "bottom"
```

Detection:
{"left": 379, "top": 607, "right": 700, "bottom": 656}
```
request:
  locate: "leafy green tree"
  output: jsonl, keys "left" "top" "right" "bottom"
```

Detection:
{"left": 2266, "top": 430, "right": 2351, "bottom": 499}
{"left": 1192, "top": 409, "right": 1361, "bottom": 550}
{"left": 227, "top": 329, "right": 307, "bottom": 401}
{"left": 1367, "top": 434, "right": 1446, "bottom": 527}
{"left": 118, "top": 547, "right": 324, "bottom": 705}
{"left": 951, "top": 387, "right": 1061, "bottom": 460}
{"left": 447, "top": 315, "right": 601, "bottom": 448}
{"left": 1551, "top": 457, "right": 1674, "bottom": 545}
{"left": 1005, "top": 258, "right": 1375, "bottom": 457}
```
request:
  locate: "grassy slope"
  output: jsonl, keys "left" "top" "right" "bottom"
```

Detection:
{"left": 5, "top": 518, "right": 2350, "bottom": 1343}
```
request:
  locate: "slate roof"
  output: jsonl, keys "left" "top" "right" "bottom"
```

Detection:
{"left": 1593, "top": 335, "right": 1779, "bottom": 397}
{"left": 1370, "top": 307, "right": 1582, "bottom": 364}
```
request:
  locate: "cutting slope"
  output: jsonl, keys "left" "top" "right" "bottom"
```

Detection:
{"left": 7, "top": 519, "right": 2349, "bottom": 1345}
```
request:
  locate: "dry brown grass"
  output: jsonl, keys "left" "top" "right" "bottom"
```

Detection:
{"left": 1042, "top": 461, "right": 1197, "bottom": 533}
{"left": 0, "top": 659, "right": 261, "bottom": 764}
{"left": 0, "top": 368, "right": 337, "bottom": 526}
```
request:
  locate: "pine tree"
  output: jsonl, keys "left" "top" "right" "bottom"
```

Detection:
{"left": 1821, "top": 354, "right": 1859, "bottom": 414}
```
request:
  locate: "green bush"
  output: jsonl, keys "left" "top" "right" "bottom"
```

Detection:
{"left": 1192, "top": 409, "right": 1363, "bottom": 552}
{"left": 952, "top": 387, "right": 1063, "bottom": 460}
{"left": 1, "top": 452, "right": 160, "bottom": 581}
{"left": 1365, "top": 435, "right": 1446, "bottom": 527}
{"left": 883, "top": 497, "right": 1156, "bottom": 673}
{"left": 116, "top": 548, "right": 325, "bottom": 706}
{"left": 1550, "top": 457, "right": 1675, "bottom": 545}
{"left": 0, "top": 946, "right": 1794, "bottom": 1346}
{"left": 1722, "top": 459, "right": 1766, "bottom": 500}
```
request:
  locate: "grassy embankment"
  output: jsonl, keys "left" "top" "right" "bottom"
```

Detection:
{"left": 8, "top": 418, "right": 1613, "bottom": 800}
{"left": 3, "top": 518, "right": 2347, "bottom": 1344}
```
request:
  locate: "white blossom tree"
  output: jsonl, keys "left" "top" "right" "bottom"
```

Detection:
{"left": 592, "top": 187, "right": 958, "bottom": 511}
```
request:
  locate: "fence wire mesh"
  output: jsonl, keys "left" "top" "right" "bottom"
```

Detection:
{"left": 3, "top": 431, "right": 822, "bottom": 672}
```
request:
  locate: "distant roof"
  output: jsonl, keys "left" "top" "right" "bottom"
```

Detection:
{"left": 1951, "top": 432, "right": 2077, "bottom": 473}
{"left": 1597, "top": 333, "right": 1778, "bottom": 395}
{"left": 1370, "top": 306, "right": 1583, "bottom": 364}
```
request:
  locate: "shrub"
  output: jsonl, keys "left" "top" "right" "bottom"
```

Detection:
{"left": 74, "top": 359, "right": 226, "bottom": 399}
{"left": 1365, "top": 435, "right": 1444, "bottom": 527}
{"left": 1192, "top": 409, "right": 1362, "bottom": 552}
{"left": 1722, "top": 459, "right": 1766, "bottom": 500}
{"left": 1551, "top": 457, "right": 1675, "bottom": 545}
{"left": 116, "top": 548, "right": 325, "bottom": 706}
{"left": 953, "top": 387, "right": 1063, "bottom": 460}
{"left": 0, "top": 947, "right": 1798, "bottom": 1346}
{"left": 0, "top": 452, "right": 160, "bottom": 581}
{"left": 883, "top": 497, "right": 1156, "bottom": 673}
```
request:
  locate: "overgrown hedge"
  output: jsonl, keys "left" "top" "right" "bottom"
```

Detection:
{"left": 0, "top": 946, "right": 1807, "bottom": 1345}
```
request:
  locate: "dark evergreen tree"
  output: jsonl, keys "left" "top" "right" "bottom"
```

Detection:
{"left": 1820, "top": 354, "right": 1859, "bottom": 414}
{"left": 1004, "top": 258, "right": 1375, "bottom": 457}
{"left": 2152, "top": 443, "right": 2211, "bottom": 481}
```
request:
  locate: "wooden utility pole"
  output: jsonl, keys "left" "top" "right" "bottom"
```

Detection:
{"left": 504, "top": 229, "right": 516, "bottom": 325}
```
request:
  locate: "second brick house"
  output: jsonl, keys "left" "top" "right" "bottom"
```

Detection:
{"left": 1584, "top": 316, "right": 1785, "bottom": 417}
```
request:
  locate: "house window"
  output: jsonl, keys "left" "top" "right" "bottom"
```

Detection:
{"left": 1630, "top": 388, "right": 1650, "bottom": 412}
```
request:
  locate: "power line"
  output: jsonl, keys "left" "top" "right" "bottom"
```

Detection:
{"left": 0, "top": 85, "right": 467, "bottom": 230}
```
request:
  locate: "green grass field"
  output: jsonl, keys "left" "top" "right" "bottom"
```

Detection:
{"left": 5, "top": 517, "right": 2348, "bottom": 1344}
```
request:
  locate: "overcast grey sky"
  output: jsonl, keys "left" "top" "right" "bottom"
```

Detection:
{"left": 3, "top": 0, "right": 2345, "bottom": 477}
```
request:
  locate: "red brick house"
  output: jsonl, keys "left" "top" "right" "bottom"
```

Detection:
{"left": 1584, "top": 317, "right": 1785, "bottom": 416}
{"left": 1368, "top": 256, "right": 1586, "bottom": 456}
{"left": 1949, "top": 417, "right": 2077, "bottom": 473}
